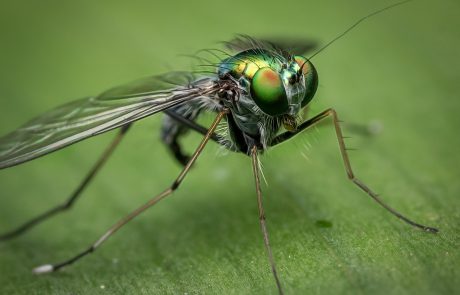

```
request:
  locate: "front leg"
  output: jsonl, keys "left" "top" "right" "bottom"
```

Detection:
{"left": 251, "top": 145, "right": 284, "bottom": 295}
{"left": 270, "top": 108, "right": 438, "bottom": 233}
{"left": 33, "top": 110, "right": 228, "bottom": 274}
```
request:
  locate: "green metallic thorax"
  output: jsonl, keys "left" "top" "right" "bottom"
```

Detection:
{"left": 218, "top": 50, "right": 284, "bottom": 81}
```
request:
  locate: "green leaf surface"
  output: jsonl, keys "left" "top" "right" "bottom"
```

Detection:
{"left": 0, "top": 1, "right": 458, "bottom": 294}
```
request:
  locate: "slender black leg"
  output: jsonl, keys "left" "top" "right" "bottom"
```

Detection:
{"left": 271, "top": 108, "right": 438, "bottom": 233}
{"left": 251, "top": 146, "right": 284, "bottom": 295}
{"left": 0, "top": 124, "right": 132, "bottom": 241}
{"left": 162, "top": 109, "right": 235, "bottom": 165}
{"left": 164, "top": 110, "right": 220, "bottom": 142}
{"left": 33, "top": 110, "right": 228, "bottom": 274}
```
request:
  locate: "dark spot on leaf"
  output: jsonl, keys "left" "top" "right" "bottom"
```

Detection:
{"left": 315, "top": 220, "right": 333, "bottom": 228}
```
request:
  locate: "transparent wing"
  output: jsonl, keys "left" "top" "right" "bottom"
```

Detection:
{"left": 224, "top": 35, "right": 318, "bottom": 55}
{"left": 0, "top": 72, "right": 219, "bottom": 169}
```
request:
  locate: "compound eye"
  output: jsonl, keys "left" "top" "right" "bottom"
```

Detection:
{"left": 294, "top": 56, "right": 318, "bottom": 107}
{"left": 250, "top": 67, "right": 288, "bottom": 116}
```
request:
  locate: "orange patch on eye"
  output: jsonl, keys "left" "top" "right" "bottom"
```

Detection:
{"left": 300, "top": 62, "right": 309, "bottom": 74}
{"left": 294, "top": 57, "right": 309, "bottom": 74}
{"left": 262, "top": 69, "right": 280, "bottom": 85}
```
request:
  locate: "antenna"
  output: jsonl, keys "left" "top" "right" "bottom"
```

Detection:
{"left": 308, "top": 0, "right": 414, "bottom": 60}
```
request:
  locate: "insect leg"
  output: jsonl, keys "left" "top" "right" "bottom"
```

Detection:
{"left": 270, "top": 108, "right": 438, "bottom": 233}
{"left": 163, "top": 109, "right": 235, "bottom": 161}
{"left": 251, "top": 146, "right": 284, "bottom": 295}
{"left": 162, "top": 106, "right": 203, "bottom": 166}
{"left": 32, "top": 110, "right": 228, "bottom": 274}
{"left": 0, "top": 124, "right": 132, "bottom": 241}
{"left": 163, "top": 109, "right": 220, "bottom": 142}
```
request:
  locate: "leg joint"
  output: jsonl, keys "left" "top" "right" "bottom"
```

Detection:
{"left": 170, "top": 181, "right": 180, "bottom": 191}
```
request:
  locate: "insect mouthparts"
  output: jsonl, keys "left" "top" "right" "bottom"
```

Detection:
{"left": 282, "top": 115, "right": 297, "bottom": 132}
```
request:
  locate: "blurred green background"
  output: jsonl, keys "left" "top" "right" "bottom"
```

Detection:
{"left": 0, "top": 0, "right": 459, "bottom": 294}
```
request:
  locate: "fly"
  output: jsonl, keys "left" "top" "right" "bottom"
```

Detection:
{"left": 0, "top": 1, "right": 437, "bottom": 294}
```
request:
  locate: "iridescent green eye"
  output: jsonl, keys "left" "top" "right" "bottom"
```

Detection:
{"left": 294, "top": 56, "right": 319, "bottom": 107}
{"left": 250, "top": 67, "right": 288, "bottom": 116}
